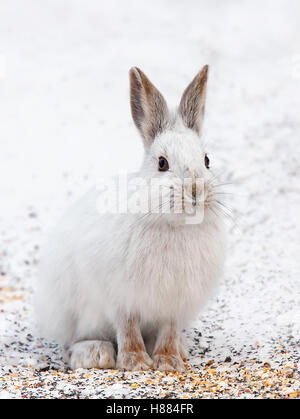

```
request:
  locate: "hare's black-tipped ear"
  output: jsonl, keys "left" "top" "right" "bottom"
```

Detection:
{"left": 129, "top": 67, "right": 169, "bottom": 148}
{"left": 179, "top": 65, "right": 209, "bottom": 136}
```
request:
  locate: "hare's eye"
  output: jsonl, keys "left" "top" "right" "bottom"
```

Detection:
{"left": 205, "top": 154, "right": 210, "bottom": 169}
{"left": 158, "top": 156, "right": 169, "bottom": 172}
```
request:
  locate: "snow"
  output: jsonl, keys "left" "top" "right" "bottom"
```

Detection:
{"left": 0, "top": 0, "right": 300, "bottom": 398}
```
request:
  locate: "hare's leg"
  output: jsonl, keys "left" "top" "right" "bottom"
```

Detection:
{"left": 65, "top": 340, "right": 116, "bottom": 370}
{"left": 152, "top": 321, "right": 185, "bottom": 371}
{"left": 179, "top": 335, "right": 189, "bottom": 361}
{"left": 116, "top": 315, "right": 153, "bottom": 371}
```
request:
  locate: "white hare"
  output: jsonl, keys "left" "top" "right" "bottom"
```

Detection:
{"left": 35, "top": 66, "right": 226, "bottom": 371}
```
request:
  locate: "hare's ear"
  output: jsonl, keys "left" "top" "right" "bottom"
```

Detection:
{"left": 179, "top": 65, "right": 209, "bottom": 136}
{"left": 129, "top": 67, "right": 169, "bottom": 148}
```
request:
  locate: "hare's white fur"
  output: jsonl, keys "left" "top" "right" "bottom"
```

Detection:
{"left": 35, "top": 67, "right": 226, "bottom": 370}
{"left": 35, "top": 122, "right": 225, "bottom": 342}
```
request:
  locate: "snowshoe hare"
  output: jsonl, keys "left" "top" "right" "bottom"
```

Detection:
{"left": 35, "top": 66, "right": 226, "bottom": 371}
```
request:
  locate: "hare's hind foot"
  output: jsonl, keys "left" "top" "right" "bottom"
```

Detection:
{"left": 65, "top": 340, "right": 116, "bottom": 370}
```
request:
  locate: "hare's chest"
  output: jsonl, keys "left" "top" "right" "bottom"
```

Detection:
{"left": 128, "top": 227, "right": 200, "bottom": 279}
{"left": 126, "top": 224, "right": 224, "bottom": 311}
{"left": 125, "top": 224, "right": 224, "bottom": 323}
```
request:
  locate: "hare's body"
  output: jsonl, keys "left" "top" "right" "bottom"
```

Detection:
{"left": 36, "top": 185, "right": 224, "bottom": 346}
{"left": 36, "top": 66, "right": 227, "bottom": 371}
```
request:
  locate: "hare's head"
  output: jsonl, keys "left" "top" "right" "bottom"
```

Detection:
{"left": 129, "top": 66, "right": 218, "bottom": 224}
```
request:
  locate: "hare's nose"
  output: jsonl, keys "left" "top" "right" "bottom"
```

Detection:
{"left": 190, "top": 171, "right": 197, "bottom": 198}
{"left": 183, "top": 170, "right": 197, "bottom": 199}
{"left": 192, "top": 181, "right": 196, "bottom": 199}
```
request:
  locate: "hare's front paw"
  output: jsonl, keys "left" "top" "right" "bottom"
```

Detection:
{"left": 116, "top": 350, "right": 153, "bottom": 371}
{"left": 66, "top": 341, "right": 116, "bottom": 370}
{"left": 153, "top": 353, "right": 185, "bottom": 372}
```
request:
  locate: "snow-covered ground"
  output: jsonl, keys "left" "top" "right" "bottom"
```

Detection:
{"left": 0, "top": 0, "right": 300, "bottom": 398}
